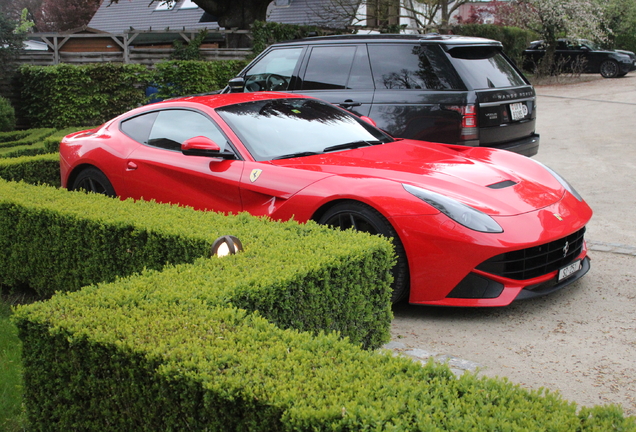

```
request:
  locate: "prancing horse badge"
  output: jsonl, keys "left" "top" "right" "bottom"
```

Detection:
{"left": 250, "top": 169, "right": 262, "bottom": 183}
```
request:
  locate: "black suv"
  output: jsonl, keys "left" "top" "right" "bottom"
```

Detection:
{"left": 225, "top": 34, "right": 539, "bottom": 156}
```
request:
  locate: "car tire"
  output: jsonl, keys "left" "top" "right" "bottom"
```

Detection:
{"left": 71, "top": 167, "right": 116, "bottom": 197}
{"left": 318, "top": 201, "right": 410, "bottom": 304}
{"left": 600, "top": 60, "right": 620, "bottom": 78}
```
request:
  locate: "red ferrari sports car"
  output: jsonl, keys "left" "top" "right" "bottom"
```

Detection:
{"left": 60, "top": 92, "right": 592, "bottom": 306}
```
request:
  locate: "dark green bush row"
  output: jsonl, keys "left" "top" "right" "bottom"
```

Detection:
{"left": 0, "top": 95, "right": 16, "bottom": 132}
{"left": 0, "top": 129, "right": 30, "bottom": 143}
{"left": 452, "top": 24, "right": 539, "bottom": 65}
{"left": 0, "top": 127, "right": 90, "bottom": 159}
{"left": 0, "top": 178, "right": 394, "bottom": 349}
{"left": 0, "top": 153, "right": 60, "bottom": 186}
{"left": 19, "top": 63, "right": 152, "bottom": 129}
{"left": 13, "top": 284, "right": 634, "bottom": 431}
{"left": 18, "top": 61, "right": 247, "bottom": 128}
{"left": 251, "top": 20, "right": 347, "bottom": 55}
{"left": 0, "top": 127, "right": 56, "bottom": 149}
{"left": 152, "top": 60, "right": 247, "bottom": 100}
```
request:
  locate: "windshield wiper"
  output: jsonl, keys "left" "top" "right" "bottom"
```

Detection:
{"left": 272, "top": 151, "right": 321, "bottom": 160}
{"left": 323, "top": 140, "right": 381, "bottom": 153}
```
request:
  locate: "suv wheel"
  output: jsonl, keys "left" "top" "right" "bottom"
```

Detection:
{"left": 600, "top": 60, "right": 619, "bottom": 78}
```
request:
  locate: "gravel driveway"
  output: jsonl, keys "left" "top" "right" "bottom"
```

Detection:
{"left": 389, "top": 75, "right": 636, "bottom": 416}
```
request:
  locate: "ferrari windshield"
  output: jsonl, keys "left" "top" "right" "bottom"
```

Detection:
{"left": 216, "top": 98, "right": 393, "bottom": 161}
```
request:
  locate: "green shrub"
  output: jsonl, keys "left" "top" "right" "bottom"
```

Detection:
{"left": 0, "top": 178, "right": 394, "bottom": 349}
{"left": 13, "top": 286, "right": 635, "bottom": 431}
{"left": 250, "top": 20, "right": 350, "bottom": 56}
{"left": 19, "top": 63, "right": 152, "bottom": 128}
{"left": 0, "top": 153, "right": 60, "bottom": 186}
{"left": 0, "top": 130, "right": 30, "bottom": 143}
{"left": 0, "top": 96, "right": 16, "bottom": 132}
{"left": 152, "top": 60, "right": 248, "bottom": 99}
{"left": 452, "top": 24, "right": 539, "bottom": 65}
{"left": 0, "top": 128, "right": 56, "bottom": 150}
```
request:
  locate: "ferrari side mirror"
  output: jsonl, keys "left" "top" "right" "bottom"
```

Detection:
{"left": 182, "top": 136, "right": 236, "bottom": 159}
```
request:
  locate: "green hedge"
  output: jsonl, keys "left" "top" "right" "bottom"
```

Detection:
{"left": 152, "top": 60, "right": 248, "bottom": 99}
{"left": 19, "top": 63, "right": 152, "bottom": 128}
{"left": 0, "top": 130, "right": 30, "bottom": 143}
{"left": 0, "top": 128, "right": 56, "bottom": 150}
{"left": 0, "top": 178, "right": 394, "bottom": 350}
{"left": 17, "top": 61, "right": 245, "bottom": 128}
{"left": 0, "top": 95, "right": 16, "bottom": 132}
{"left": 0, "top": 127, "right": 91, "bottom": 159}
{"left": 452, "top": 24, "right": 539, "bottom": 65}
{"left": 250, "top": 20, "right": 346, "bottom": 55}
{"left": 13, "top": 285, "right": 634, "bottom": 431}
{"left": 0, "top": 153, "right": 60, "bottom": 186}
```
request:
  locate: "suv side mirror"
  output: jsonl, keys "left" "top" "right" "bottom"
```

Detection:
{"left": 228, "top": 77, "right": 245, "bottom": 93}
{"left": 182, "top": 136, "right": 236, "bottom": 159}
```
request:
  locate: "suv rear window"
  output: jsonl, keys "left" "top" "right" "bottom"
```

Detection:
{"left": 446, "top": 46, "right": 527, "bottom": 89}
{"left": 368, "top": 44, "right": 465, "bottom": 90}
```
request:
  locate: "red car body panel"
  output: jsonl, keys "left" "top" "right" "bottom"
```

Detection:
{"left": 60, "top": 92, "right": 593, "bottom": 307}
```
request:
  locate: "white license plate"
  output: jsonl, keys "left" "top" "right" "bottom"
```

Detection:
{"left": 558, "top": 260, "right": 581, "bottom": 282}
{"left": 509, "top": 102, "right": 527, "bottom": 121}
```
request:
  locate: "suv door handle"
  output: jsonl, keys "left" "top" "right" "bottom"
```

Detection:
{"left": 339, "top": 100, "right": 362, "bottom": 109}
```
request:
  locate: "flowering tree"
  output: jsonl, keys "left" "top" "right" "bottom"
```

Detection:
{"left": 33, "top": 0, "right": 101, "bottom": 32}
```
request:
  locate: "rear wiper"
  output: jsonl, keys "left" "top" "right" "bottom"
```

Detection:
{"left": 323, "top": 140, "right": 381, "bottom": 153}
{"left": 272, "top": 151, "right": 321, "bottom": 160}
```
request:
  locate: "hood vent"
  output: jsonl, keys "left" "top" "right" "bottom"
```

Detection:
{"left": 487, "top": 180, "right": 517, "bottom": 189}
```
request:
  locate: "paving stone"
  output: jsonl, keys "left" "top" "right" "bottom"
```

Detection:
{"left": 404, "top": 348, "right": 436, "bottom": 359}
{"left": 382, "top": 341, "right": 407, "bottom": 350}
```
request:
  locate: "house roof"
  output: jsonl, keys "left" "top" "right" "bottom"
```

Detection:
{"left": 266, "top": 0, "right": 360, "bottom": 29}
{"left": 88, "top": 0, "right": 220, "bottom": 34}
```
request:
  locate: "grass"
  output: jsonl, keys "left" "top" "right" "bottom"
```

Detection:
{"left": 0, "top": 292, "right": 29, "bottom": 432}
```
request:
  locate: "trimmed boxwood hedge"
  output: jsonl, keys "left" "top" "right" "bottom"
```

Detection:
{"left": 13, "top": 287, "right": 635, "bottom": 431}
{"left": 4, "top": 155, "right": 635, "bottom": 430}
{"left": 0, "top": 178, "right": 394, "bottom": 350}
{"left": 0, "top": 153, "right": 60, "bottom": 186}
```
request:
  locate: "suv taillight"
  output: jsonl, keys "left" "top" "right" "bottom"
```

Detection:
{"left": 443, "top": 104, "right": 478, "bottom": 142}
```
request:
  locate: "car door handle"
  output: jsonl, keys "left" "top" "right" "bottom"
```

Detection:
{"left": 339, "top": 100, "right": 362, "bottom": 109}
{"left": 127, "top": 161, "right": 138, "bottom": 170}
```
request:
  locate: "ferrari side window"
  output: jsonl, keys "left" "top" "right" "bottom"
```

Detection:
{"left": 148, "top": 110, "right": 229, "bottom": 151}
{"left": 120, "top": 111, "right": 159, "bottom": 144}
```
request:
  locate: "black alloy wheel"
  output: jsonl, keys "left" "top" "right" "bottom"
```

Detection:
{"left": 600, "top": 60, "right": 620, "bottom": 78}
{"left": 318, "top": 201, "right": 410, "bottom": 303}
{"left": 71, "top": 167, "right": 116, "bottom": 197}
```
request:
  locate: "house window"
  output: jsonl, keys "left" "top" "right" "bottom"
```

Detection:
{"left": 366, "top": 0, "right": 400, "bottom": 28}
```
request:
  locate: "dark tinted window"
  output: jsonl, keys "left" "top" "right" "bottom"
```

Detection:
{"left": 121, "top": 111, "right": 159, "bottom": 144}
{"left": 368, "top": 44, "right": 465, "bottom": 90}
{"left": 147, "top": 110, "right": 228, "bottom": 151}
{"left": 447, "top": 46, "right": 527, "bottom": 89}
{"left": 301, "top": 46, "right": 374, "bottom": 90}
{"left": 122, "top": 110, "right": 226, "bottom": 150}
{"left": 216, "top": 98, "right": 392, "bottom": 161}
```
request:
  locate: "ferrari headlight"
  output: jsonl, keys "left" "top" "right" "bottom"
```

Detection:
{"left": 403, "top": 184, "right": 503, "bottom": 233}
{"left": 532, "top": 160, "right": 583, "bottom": 202}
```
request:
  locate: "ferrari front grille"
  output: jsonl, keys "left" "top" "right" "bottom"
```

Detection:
{"left": 476, "top": 227, "right": 586, "bottom": 280}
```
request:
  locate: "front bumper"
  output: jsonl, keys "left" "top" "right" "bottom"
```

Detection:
{"left": 396, "top": 192, "right": 592, "bottom": 307}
